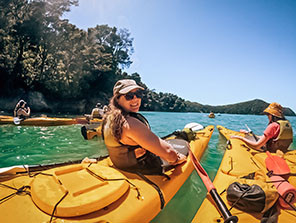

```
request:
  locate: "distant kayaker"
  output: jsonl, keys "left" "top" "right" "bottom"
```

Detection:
{"left": 84, "top": 103, "right": 105, "bottom": 120}
{"left": 82, "top": 79, "right": 186, "bottom": 174}
{"left": 231, "top": 102, "right": 293, "bottom": 153}
{"left": 13, "top": 100, "right": 31, "bottom": 119}
{"left": 90, "top": 103, "right": 104, "bottom": 119}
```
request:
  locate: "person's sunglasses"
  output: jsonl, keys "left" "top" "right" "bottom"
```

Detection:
{"left": 124, "top": 91, "right": 143, "bottom": 101}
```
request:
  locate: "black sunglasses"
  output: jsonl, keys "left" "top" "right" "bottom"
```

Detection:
{"left": 123, "top": 91, "right": 143, "bottom": 101}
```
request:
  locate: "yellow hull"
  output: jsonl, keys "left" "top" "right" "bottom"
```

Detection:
{"left": 208, "top": 113, "right": 215, "bottom": 118}
{"left": 192, "top": 125, "right": 296, "bottom": 223}
{"left": 0, "top": 115, "right": 13, "bottom": 119}
{"left": 86, "top": 125, "right": 102, "bottom": 139}
{"left": 0, "top": 116, "right": 77, "bottom": 126}
{"left": 81, "top": 123, "right": 102, "bottom": 140}
{"left": 0, "top": 125, "right": 214, "bottom": 223}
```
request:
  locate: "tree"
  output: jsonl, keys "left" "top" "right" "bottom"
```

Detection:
{"left": 0, "top": 0, "right": 78, "bottom": 95}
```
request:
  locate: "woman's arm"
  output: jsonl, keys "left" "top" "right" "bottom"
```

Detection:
{"left": 122, "top": 117, "right": 186, "bottom": 164}
{"left": 14, "top": 102, "right": 20, "bottom": 117}
{"left": 230, "top": 134, "right": 269, "bottom": 152}
{"left": 18, "top": 108, "right": 30, "bottom": 117}
{"left": 26, "top": 107, "right": 31, "bottom": 116}
{"left": 90, "top": 108, "right": 96, "bottom": 117}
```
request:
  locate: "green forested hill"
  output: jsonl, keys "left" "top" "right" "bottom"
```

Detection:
{"left": 183, "top": 99, "right": 295, "bottom": 116}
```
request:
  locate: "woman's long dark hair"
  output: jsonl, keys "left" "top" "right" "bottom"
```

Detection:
{"left": 269, "top": 115, "right": 286, "bottom": 124}
{"left": 101, "top": 95, "right": 128, "bottom": 141}
{"left": 14, "top": 100, "right": 26, "bottom": 117}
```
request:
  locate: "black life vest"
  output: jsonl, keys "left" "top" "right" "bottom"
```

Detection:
{"left": 103, "top": 112, "right": 163, "bottom": 174}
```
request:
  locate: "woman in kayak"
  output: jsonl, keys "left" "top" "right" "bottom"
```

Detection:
{"left": 231, "top": 102, "right": 293, "bottom": 153}
{"left": 83, "top": 79, "right": 186, "bottom": 174}
{"left": 13, "top": 100, "right": 31, "bottom": 119}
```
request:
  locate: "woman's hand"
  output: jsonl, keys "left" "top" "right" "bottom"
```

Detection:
{"left": 230, "top": 135, "right": 242, "bottom": 140}
{"left": 81, "top": 157, "right": 97, "bottom": 164}
{"left": 175, "top": 153, "right": 187, "bottom": 165}
{"left": 169, "top": 152, "right": 187, "bottom": 165}
{"left": 239, "top": 129, "right": 249, "bottom": 134}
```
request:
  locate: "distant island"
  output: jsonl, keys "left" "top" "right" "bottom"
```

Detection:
{"left": 183, "top": 99, "right": 296, "bottom": 116}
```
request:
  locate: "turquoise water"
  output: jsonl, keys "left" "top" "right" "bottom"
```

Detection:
{"left": 0, "top": 112, "right": 295, "bottom": 222}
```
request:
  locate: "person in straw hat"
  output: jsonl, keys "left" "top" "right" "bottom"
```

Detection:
{"left": 231, "top": 102, "right": 293, "bottom": 153}
{"left": 82, "top": 79, "right": 187, "bottom": 174}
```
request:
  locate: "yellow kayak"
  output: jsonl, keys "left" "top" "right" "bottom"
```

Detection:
{"left": 75, "top": 117, "right": 102, "bottom": 125}
{"left": 81, "top": 123, "right": 102, "bottom": 140}
{"left": 208, "top": 112, "right": 215, "bottom": 118}
{"left": 0, "top": 115, "right": 77, "bottom": 126}
{"left": 0, "top": 124, "right": 214, "bottom": 223}
{"left": 192, "top": 125, "right": 296, "bottom": 223}
{"left": 0, "top": 115, "right": 13, "bottom": 119}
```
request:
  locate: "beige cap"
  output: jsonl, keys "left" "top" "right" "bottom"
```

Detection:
{"left": 113, "top": 79, "right": 144, "bottom": 95}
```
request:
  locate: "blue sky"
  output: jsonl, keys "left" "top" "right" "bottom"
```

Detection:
{"left": 64, "top": 0, "right": 296, "bottom": 113}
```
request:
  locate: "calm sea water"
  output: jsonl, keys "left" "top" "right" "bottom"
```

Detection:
{"left": 0, "top": 112, "right": 295, "bottom": 222}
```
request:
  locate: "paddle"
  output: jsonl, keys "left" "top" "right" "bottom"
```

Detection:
{"left": 189, "top": 150, "right": 238, "bottom": 223}
{"left": 265, "top": 151, "right": 290, "bottom": 175}
{"left": 245, "top": 124, "right": 259, "bottom": 141}
{"left": 245, "top": 124, "right": 290, "bottom": 175}
{"left": 13, "top": 117, "right": 22, "bottom": 125}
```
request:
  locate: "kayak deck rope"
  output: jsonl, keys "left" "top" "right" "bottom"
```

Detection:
{"left": 22, "top": 171, "right": 68, "bottom": 223}
{"left": 227, "top": 157, "right": 234, "bottom": 175}
{"left": 49, "top": 191, "right": 69, "bottom": 223}
{"left": 0, "top": 184, "right": 31, "bottom": 203}
{"left": 135, "top": 172, "right": 165, "bottom": 209}
{"left": 250, "top": 157, "right": 262, "bottom": 170}
{"left": 278, "top": 193, "right": 296, "bottom": 211}
{"left": 227, "top": 187, "right": 252, "bottom": 212}
{"left": 266, "top": 176, "right": 296, "bottom": 211}
{"left": 0, "top": 171, "right": 54, "bottom": 203}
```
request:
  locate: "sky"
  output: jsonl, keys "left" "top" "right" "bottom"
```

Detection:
{"left": 64, "top": 0, "right": 296, "bottom": 112}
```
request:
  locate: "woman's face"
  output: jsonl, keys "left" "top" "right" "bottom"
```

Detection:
{"left": 267, "top": 114, "right": 272, "bottom": 122}
{"left": 118, "top": 89, "right": 142, "bottom": 113}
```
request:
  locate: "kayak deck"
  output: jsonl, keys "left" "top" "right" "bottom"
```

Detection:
{"left": 0, "top": 125, "right": 214, "bottom": 223}
{"left": 192, "top": 125, "right": 296, "bottom": 223}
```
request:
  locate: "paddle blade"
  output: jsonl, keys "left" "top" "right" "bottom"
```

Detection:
{"left": 265, "top": 151, "right": 290, "bottom": 175}
{"left": 13, "top": 117, "right": 21, "bottom": 125}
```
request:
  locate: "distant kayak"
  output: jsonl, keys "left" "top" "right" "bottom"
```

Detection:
{"left": 75, "top": 117, "right": 102, "bottom": 125}
{"left": 0, "top": 115, "right": 77, "bottom": 126}
{"left": 0, "top": 124, "right": 214, "bottom": 223}
{"left": 81, "top": 123, "right": 102, "bottom": 140}
{"left": 192, "top": 125, "right": 296, "bottom": 223}
{"left": 0, "top": 115, "right": 13, "bottom": 119}
{"left": 208, "top": 112, "right": 215, "bottom": 118}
